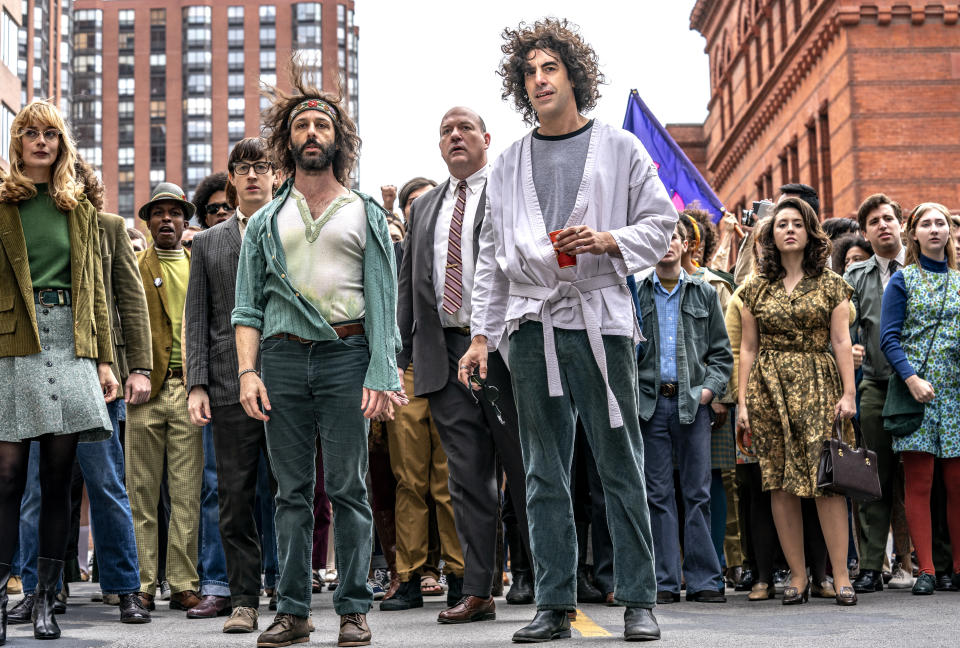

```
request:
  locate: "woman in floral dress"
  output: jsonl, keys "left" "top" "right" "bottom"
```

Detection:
{"left": 737, "top": 197, "right": 859, "bottom": 606}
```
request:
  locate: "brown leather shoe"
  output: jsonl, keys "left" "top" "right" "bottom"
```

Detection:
{"left": 257, "top": 613, "right": 310, "bottom": 647}
{"left": 338, "top": 613, "right": 371, "bottom": 646}
{"left": 136, "top": 592, "right": 156, "bottom": 611}
{"left": 169, "top": 589, "right": 202, "bottom": 611}
{"left": 223, "top": 606, "right": 258, "bottom": 633}
{"left": 186, "top": 594, "right": 232, "bottom": 618}
{"left": 436, "top": 595, "right": 495, "bottom": 624}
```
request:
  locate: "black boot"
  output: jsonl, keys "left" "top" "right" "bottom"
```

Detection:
{"left": 1, "top": 562, "right": 10, "bottom": 646}
{"left": 512, "top": 609, "right": 571, "bottom": 643}
{"left": 32, "top": 557, "right": 64, "bottom": 639}
{"left": 6, "top": 593, "right": 34, "bottom": 624}
{"left": 505, "top": 520, "right": 534, "bottom": 605}
{"left": 576, "top": 565, "right": 604, "bottom": 603}
{"left": 380, "top": 578, "right": 423, "bottom": 611}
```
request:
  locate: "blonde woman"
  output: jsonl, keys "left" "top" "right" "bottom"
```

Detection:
{"left": 0, "top": 100, "right": 117, "bottom": 642}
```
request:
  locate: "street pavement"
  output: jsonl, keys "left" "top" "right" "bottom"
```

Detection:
{"left": 3, "top": 582, "right": 958, "bottom": 648}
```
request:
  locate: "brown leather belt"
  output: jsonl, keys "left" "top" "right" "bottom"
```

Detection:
{"left": 659, "top": 382, "right": 678, "bottom": 398}
{"left": 270, "top": 322, "right": 365, "bottom": 343}
{"left": 444, "top": 326, "right": 471, "bottom": 336}
{"left": 166, "top": 367, "right": 184, "bottom": 379}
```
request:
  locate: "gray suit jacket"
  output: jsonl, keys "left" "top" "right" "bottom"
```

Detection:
{"left": 397, "top": 180, "right": 486, "bottom": 397}
{"left": 185, "top": 214, "right": 245, "bottom": 407}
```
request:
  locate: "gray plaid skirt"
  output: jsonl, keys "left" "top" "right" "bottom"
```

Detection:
{"left": 0, "top": 302, "right": 112, "bottom": 443}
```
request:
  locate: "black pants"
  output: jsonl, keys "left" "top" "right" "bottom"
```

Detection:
{"left": 211, "top": 403, "right": 276, "bottom": 609}
{"left": 426, "top": 330, "right": 530, "bottom": 598}
{"left": 736, "top": 463, "right": 779, "bottom": 584}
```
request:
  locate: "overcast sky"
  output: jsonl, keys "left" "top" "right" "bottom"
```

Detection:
{"left": 352, "top": 0, "right": 711, "bottom": 201}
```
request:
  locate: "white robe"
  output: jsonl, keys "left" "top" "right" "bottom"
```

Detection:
{"left": 471, "top": 120, "right": 678, "bottom": 427}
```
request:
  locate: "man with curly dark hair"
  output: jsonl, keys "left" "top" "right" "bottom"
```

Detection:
{"left": 232, "top": 58, "right": 405, "bottom": 648}
{"left": 459, "top": 18, "right": 678, "bottom": 643}
{"left": 194, "top": 172, "right": 234, "bottom": 229}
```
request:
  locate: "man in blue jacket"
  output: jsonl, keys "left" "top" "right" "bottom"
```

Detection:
{"left": 636, "top": 219, "right": 733, "bottom": 604}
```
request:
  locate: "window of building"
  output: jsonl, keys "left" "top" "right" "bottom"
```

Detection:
{"left": 259, "top": 5, "right": 276, "bottom": 23}
{"left": 151, "top": 75, "right": 165, "bottom": 98}
{"left": 185, "top": 6, "right": 211, "bottom": 25}
{"left": 296, "top": 3, "right": 322, "bottom": 21}
{"left": 118, "top": 55, "right": 134, "bottom": 75}
{"left": 74, "top": 75, "right": 101, "bottom": 96}
{"left": 186, "top": 73, "right": 211, "bottom": 94}
{"left": 228, "top": 119, "right": 245, "bottom": 139}
{"left": 2, "top": 10, "right": 19, "bottom": 76}
{"left": 299, "top": 48, "right": 322, "bottom": 69}
{"left": 151, "top": 9, "right": 166, "bottom": 25}
{"left": 186, "top": 166, "right": 211, "bottom": 185}
{"left": 151, "top": 26, "right": 165, "bottom": 51}
{"left": 118, "top": 9, "right": 134, "bottom": 29}
{"left": 150, "top": 100, "right": 166, "bottom": 119}
{"left": 228, "top": 6, "right": 244, "bottom": 24}
{"left": 118, "top": 77, "right": 135, "bottom": 96}
{"left": 186, "top": 27, "right": 211, "bottom": 45}
{"left": 260, "top": 50, "right": 276, "bottom": 70}
{"left": 150, "top": 53, "right": 166, "bottom": 67}
{"left": 74, "top": 99, "right": 102, "bottom": 121}
{"left": 185, "top": 50, "right": 212, "bottom": 67}
{"left": 186, "top": 119, "right": 211, "bottom": 138}
{"left": 150, "top": 168, "right": 165, "bottom": 184}
{"left": 116, "top": 170, "right": 134, "bottom": 183}
{"left": 118, "top": 147, "right": 135, "bottom": 166}
{"left": 228, "top": 97, "right": 245, "bottom": 117}
{"left": 118, "top": 101, "right": 134, "bottom": 119}
{"left": 185, "top": 97, "right": 211, "bottom": 116}
{"left": 79, "top": 147, "right": 102, "bottom": 167}
{"left": 296, "top": 24, "right": 319, "bottom": 47}
{"left": 74, "top": 9, "right": 103, "bottom": 24}
{"left": 117, "top": 193, "right": 134, "bottom": 217}
{"left": 228, "top": 51, "right": 244, "bottom": 69}
{"left": 118, "top": 123, "right": 134, "bottom": 144}
{"left": 118, "top": 32, "right": 134, "bottom": 50}
{"left": 259, "top": 26, "right": 276, "bottom": 46}
{"left": 188, "top": 143, "right": 212, "bottom": 164}
{"left": 73, "top": 54, "right": 102, "bottom": 74}
{"left": 260, "top": 72, "right": 276, "bottom": 87}
{"left": 228, "top": 27, "right": 244, "bottom": 47}
{"left": 228, "top": 73, "right": 244, "bottom": 94}
{"left": 0, "top": 103, "right": 14, "bottom": 166}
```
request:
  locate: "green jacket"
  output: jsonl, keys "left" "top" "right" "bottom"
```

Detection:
{"left": 844, "top": 255, "right": 893, "bottom": 381}
{"left": 0, "top": 196, "right": 113, "bottom": 362}
{"left": 232, "top": 180, "right": 402, "bottom": 392}
{"left": 98, "top": 212, "right": 152, "bottom": 384}
{"left": 636, "top": 272, "right": 733, "bottom": 425}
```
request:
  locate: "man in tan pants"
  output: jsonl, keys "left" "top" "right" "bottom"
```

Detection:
{"left": 126, "top": 183, "right": 203, "bottom": 614}
{"left": 381, "top": 366, "right": 464, "bottom": 611}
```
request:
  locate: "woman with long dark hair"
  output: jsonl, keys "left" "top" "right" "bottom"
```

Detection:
{"left": 0, "top": 100, "right": 118, "bottom": 642}
{"left": 737, "top": 197, "right": 859, "bottom": 606}
{"left": 880, "top": 202, "right": 960, "bottom": 594}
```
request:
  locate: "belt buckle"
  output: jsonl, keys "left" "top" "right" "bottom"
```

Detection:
{"left": 38, "top": 290, "right": 63, "bottom": 307}
{"left": 662, "top": 383, "right": 677, "bottom": 398}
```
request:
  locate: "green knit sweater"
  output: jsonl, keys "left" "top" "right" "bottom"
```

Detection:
{"left": 20, "top": 183, "right": 71, "bottom": 289}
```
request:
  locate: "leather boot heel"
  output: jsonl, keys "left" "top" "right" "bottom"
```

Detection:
{"left": 1, "top": 562, "right": 11, "bottom": 645}
{"left": 33, "top": 557, "right": 64, "bottom": 640}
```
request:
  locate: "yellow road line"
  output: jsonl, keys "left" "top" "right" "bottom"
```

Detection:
{"left": 571, "top": 608, "right": 613, "bottom": 637}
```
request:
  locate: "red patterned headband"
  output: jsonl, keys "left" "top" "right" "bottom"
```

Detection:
{"left": 288, "top": 98, "right": 338, "bottom": 127}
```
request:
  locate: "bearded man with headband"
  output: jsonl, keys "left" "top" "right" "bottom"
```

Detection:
{"left": 232, "top": 60, "right": 406, "bottom": 648}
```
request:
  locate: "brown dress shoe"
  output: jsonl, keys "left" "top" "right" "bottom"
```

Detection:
{"left": 136, "top": 592, "right": 156, "bottom": 611}
{"left": 338, "top": 613, "right": 371, "bottom": 646}
{"left": 169, "top": 590, "right": 202, "bottom": 611}
{"left": 437, "top": 595, "right": 496, "bottom": 624}
{"left": 186, "top": 594, "right": 232, "bottom": 618}
{"left": 257, "top": 613, "right": 310, "bottom": 647}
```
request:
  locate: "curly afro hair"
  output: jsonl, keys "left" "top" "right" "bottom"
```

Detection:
{"left": 193, "top": 172, "right": 228, "bottom": 228}
{"left": 498, "top": 17, "right": 604, "bottom": 126}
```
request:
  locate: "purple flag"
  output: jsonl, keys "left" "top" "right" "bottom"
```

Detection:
{"left": 623, "top": 89, "right": 724, "bottom": 222}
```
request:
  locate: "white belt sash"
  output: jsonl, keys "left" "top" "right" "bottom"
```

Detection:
{"left": 509, "top": 272, "right": 625, "bottom": 428}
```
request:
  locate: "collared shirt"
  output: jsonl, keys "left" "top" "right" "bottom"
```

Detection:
{"left": 652, "top": 269, "right": 685, "bottom": 384}
{"left": 877, "top": 246, "right": 906, "bottom": 290}
{"left": 433, "top": 165, "right": 487, "bottom": 328}
{"left": 237, "top": 207, "right": 250, "bottom": 239}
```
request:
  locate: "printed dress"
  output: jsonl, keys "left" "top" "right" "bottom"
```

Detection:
{"left": 741, "top": 270, "right": 854, "bottom": 497}
{"left": 892, "top": 266, "right": 960, "bottom": 458}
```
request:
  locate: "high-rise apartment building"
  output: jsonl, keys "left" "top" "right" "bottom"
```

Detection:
{"left": 72, "top": 0, "right": 358, "bottom": 220}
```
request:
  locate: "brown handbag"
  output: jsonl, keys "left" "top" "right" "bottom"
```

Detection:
{"left": 816, "top": 415, "right": 881, "bottom": 502}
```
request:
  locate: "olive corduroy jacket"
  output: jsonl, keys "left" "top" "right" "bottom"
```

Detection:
{"left": 0, "top": 196, "right": 114, "bottom": 363}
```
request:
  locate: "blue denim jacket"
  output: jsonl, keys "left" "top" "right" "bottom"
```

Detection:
{"left": 232, "top": 179, "right": 402, "bottom": 392}
{"left": 636, "top": 272, "right": 733, "bottom": 424}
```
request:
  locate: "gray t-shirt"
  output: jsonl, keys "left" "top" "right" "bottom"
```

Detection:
{"left": 531, "top": 120, "right": 594, "bottom": 234}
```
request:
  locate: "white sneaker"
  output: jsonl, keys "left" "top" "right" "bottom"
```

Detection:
{"left": 159, "top": 580, "right": 171, "bottom": 600}
{"left": 888, "top": 565, "right": 915, "bottom": 589}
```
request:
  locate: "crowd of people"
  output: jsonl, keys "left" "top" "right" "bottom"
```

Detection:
{"left": 0, "top": 17, "right": 958, "bottom": 648}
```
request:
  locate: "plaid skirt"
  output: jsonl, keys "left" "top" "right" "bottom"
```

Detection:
{"left": 0, "top": 303, "right": 111, "bottom": 443}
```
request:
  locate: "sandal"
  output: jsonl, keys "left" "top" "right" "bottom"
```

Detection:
{"left": 421, "top": 575, "right": 445, "bottom": 596}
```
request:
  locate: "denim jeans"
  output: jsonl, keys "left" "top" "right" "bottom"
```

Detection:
{"left": 260, "top": 335, "right": 373, "bottom": 617}
{"left": 20, "top": 399, "right": 140, "bottom": 594}
{"left": 256, "top": 453, "right": 279, "bottom": 589}
{"left": 509, "top": 322, "right": 657, "bottom": 610}
{"left": 198, "top": 423, "right": 230, "bottom": 597}
{"left": 641, "top": 398, "right": 723, "bottom": 593}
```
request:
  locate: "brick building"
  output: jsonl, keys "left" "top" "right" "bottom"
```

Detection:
{"left": 71, "top": 0, "right": 358, "bottom": 221}
{"left": 670, "top": 1, "right": 959, "bottom": 222}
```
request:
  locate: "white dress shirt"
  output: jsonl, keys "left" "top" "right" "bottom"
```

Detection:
{"left": 877, "top": 246, "right": 907, "bottom": 290}
{"left": 433, "top": 165, "right": 488, "bottom": 328}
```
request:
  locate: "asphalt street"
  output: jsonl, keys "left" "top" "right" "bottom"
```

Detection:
{"left": 3, "top": 582, "right": 957, "bottom": 648}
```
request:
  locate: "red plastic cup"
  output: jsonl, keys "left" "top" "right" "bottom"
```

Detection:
{"left": 549, "top": 229, "right": 577, "bottom": 268}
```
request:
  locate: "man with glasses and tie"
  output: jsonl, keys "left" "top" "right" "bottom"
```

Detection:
{"left": 396, "top": 106, "right": 534, "bottom": 625}
{"left": 193, "top": 172, "right": 235, "bottom": 229}
{"left": 185, "top": 139, "right": 279, "bottom": 632}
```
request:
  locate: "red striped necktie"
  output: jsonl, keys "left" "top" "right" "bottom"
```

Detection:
{"left": 442, "top": 180, "right": 467, "bottom": 315}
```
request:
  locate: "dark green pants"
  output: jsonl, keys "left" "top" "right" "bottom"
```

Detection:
{"left": 857, "top": 378, "right": 896, "bottom": 571}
